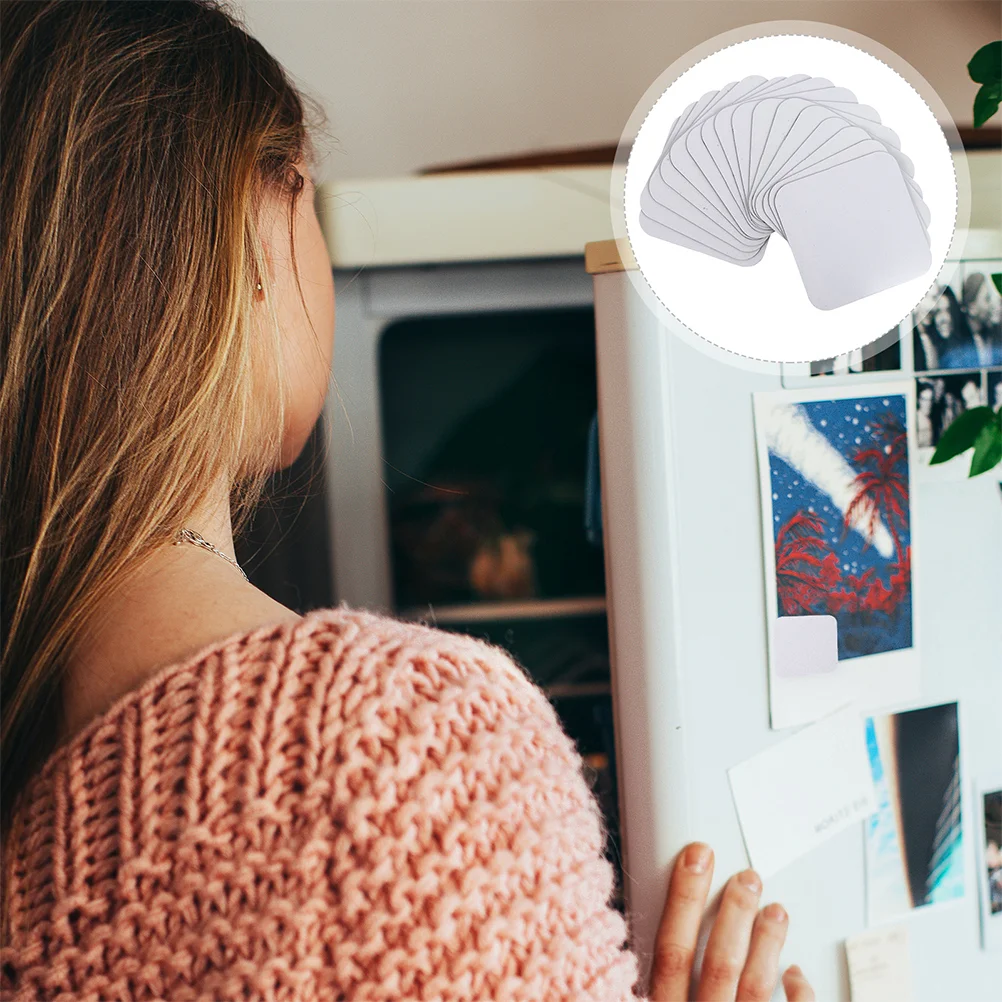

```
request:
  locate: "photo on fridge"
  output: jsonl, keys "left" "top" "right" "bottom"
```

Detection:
{"left": 988, "top": 371, "right": 1002, "bottom": 413}
{"left": 976, "top": 784, "right": 1002, "bottom": 950}
{"left": 911, "top": 261, "right": 1001, "bottom": 373}
{"left": 864, "top": 702, "right": 966, "bottom": 925}
{"left": 754, "top": 382, "right": 921, "bottom": 729}
{"left": 958, "top": 264, "right": 1002, "bottom": 368}
{"left": 914, "top": 370, "right": 985, "bottom": 450}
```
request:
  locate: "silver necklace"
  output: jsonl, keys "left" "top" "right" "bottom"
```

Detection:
{"left": 174, "top": 527, "right": 249, "bottom": 582}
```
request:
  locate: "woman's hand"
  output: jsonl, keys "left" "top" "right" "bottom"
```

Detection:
{"left": 648, "top": 842, "right": 815, "bottom": 1001}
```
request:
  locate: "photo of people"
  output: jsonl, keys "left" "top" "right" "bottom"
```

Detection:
{"left": 865, "top": 702, "right": 965, "bottom": 925}
{"left": 988, "top": 371, "right": 1002, "bottom": 413}
{"left": 984, "top": 791, "right": 1002, "bottom": 916}
{"left": 962, "top": 268, "right": 1002, "bottom": 367}
{"left": 913, "top": 263, "right": 1002, "bottom": 371}
{"left": 977, "top": 786, "right": 1002, "bottom": 951}
{"left": 810, "top": 336, "right": 902, "bottom": 377}
{"left": 915, "top": 371, "right": 985, "bottom": 449}
{"left": 913, "top": 283, "right": 973, "bottom": 371}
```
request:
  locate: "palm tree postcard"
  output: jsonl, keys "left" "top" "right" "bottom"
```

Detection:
{"left": 754, "top": 381, "right": 921, "bottom": 730}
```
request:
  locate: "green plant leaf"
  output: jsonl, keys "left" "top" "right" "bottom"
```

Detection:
{"left": 974, "top": 82, "right": 1002, "bottom": 127}
{"left": 968, "top": 416, "right": 1002, "bottom": 476}
{"left": 930, "top": 406, "right": 994, "bottom": 464}
{"left": 968, "top": 41, "right": 1002, "bottom": 84}
{"left": 992, "top": 273, "right": 1002, "bottom": 295}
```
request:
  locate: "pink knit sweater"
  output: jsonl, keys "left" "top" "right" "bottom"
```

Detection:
{"left": 1, "top": 606, "right": 643, "bottom": 1001}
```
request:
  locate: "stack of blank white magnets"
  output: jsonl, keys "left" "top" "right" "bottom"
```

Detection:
{"left": 639, "top": 74, "right": 933, "bottom": 310}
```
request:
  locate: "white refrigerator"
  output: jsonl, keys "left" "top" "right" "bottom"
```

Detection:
{"left": 589, "top": 233, "right": 1002, "bottom": 1001}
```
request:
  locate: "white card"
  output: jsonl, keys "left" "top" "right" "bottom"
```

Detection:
{"left": 686, "top": 127, "right": 764, "bottom": 242}
{"left": 636, "top": 74, "right": 932, "bottom": 307}
{"left": 845, "top": 924, "right": 914, "bottom": 1002}
{"left": 761, "top": 133, "right": 884, "bottom": 235}
{"left": 648, "top": 144, "right": 765, "bottom": 250}
{"left": 759, "top": 130, "right": 929, "bottom": 240}
{"left": 774, "top": 614, "right": 838, "bottom": 678}
{"left": 707, "top": 110, "right": 770, "bottom": 237}
{"left": 728, "top": 705, "right": 876, "bottom": 878}
{"left": 669, "top": 75, "right": 860, "bottom": 158}
{"left": 663, "top": 75, "right": 785, "bottom": 153}
{"left": 642, "top": 145, "right": 756, "bottom": 243}
{"left": 638, "top": 207, "right": 767, "bottom": 266}
{"left": 751, "top": 103, "right": 853, "bottom": 197}
{"left": 775, "top": 151, "right": 932, "bottom": 310}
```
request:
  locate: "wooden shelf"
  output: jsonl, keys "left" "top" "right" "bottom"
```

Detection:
{"left": 400, "top": 595, "right": 606, "bottom": 624}
{"left": 421, "top": 130, "right": 1000, "bottom": 173}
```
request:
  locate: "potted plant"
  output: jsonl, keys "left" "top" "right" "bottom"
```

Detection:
{"left": 930, "top": 404, "right": 1002, "bottom": 476}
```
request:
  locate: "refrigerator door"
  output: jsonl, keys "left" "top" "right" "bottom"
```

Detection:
{"left": 590, "top": 239, "right": 1002, "bottom": 1001}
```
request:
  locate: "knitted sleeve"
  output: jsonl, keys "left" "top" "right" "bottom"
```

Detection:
{"left": 315, "top": 614, "right": 645, "bottom": 1002}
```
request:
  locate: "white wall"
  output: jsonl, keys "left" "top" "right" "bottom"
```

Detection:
{"left": 234, "top": 0, "right": 998, "bottom": 181}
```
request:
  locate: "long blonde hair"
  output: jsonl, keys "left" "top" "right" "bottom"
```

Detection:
{"left": 0, "top": 0, "right": 327, "bottom": 835}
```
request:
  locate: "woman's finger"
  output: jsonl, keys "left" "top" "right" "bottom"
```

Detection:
{"left": 648, "top": 842, "right": 715, "bottom": 1001}
{"left": 782, "top": 964, "right": 816, "bottom": 1001}
{"left": 734, "top": 903, "right": 789, "bottom": 1001}
{"left": 695, "top": 869, "right": 763, "bottom": 1002}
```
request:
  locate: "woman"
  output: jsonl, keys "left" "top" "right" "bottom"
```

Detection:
{"left": 0, "top": 3, "right": 813, "bottom": 999}
{"left": 916, "top": 381, "right": 937, "bottom": 448}
{"left": 990, "top": 371, "right": 1002, "bottom": 413}
{"left": 960, "top": 375, "right": 984, "bottom": 412}
{"left": 913, "top": 290, "right": 947, "bottom": 371}
{"left": 962, "top": 270, "right": 1002, "bottom": 367}
{"left": 913, "top": 285, "right": 976, "bottom": 371}
{"left": 932, "top": 286, "right": 978, "bottom": 370}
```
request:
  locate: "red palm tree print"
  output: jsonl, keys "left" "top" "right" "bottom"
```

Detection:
{"left": 771, "top": 402, "right": 912, "bottom": 658}
{"left": 774, "top": 511, "right": 841, "bottom": 615}
{"left": 842, "top": 412, "right": 909, "bottom": 567}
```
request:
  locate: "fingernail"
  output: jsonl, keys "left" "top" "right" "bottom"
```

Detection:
{"left": 785, "top": 965, "right": 803, "bottom": 979}
{"left": 738, "top": 869, "right": 762, "bottom": 893}
{"left": 684, "top": 843, "right": 712, "bottom": 873}
{"left": 763, "top": 903, "right": 787, "bottom": 923}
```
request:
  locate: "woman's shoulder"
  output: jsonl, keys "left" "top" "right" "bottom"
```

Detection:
{"left": 21, "top": 604, "right": 562, "bottom": 804}
{"left": 291, "top": 605, "right": 571, "bottom": 761}
{"left": 3, "top": 603, "right": 638, "bottom": 1001}
{"left": 291, "top": 604, "right": 550, "bottom": 703}
{"left": 5, "top": 604, "right": 569, "bottom": 914}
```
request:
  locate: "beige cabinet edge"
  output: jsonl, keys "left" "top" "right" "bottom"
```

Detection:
{"left": 317, "top": 152, "right": 998, "bottom": 271}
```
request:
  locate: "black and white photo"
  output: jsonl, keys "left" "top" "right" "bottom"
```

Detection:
{"left": 976, "top": 785, "right": 1002, "bottom": 951}
{"left": 988, "top": 370, "right": 1002, "bottom": 413}
{"left": 810, "top": 338, "right": 902, "bottom": 377}
{"left": 915, "top": 371, "right": 984, "bottom": 449}
{"left": 913, "top": 280, "right": 973, "bottom": 371}
{"left": 914, "top": 265, "right": 1002, "bottom": 371}
{"left": 961, "top": 265, "right": 1002, "bottom": 367}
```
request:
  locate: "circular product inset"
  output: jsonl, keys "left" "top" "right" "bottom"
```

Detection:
{"left": 616, "top": 25, "right": 965, "bottom": 365}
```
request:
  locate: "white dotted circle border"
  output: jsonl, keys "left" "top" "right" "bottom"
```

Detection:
{"left": 616, "top": 25, "right": 967, "bottom": 368}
